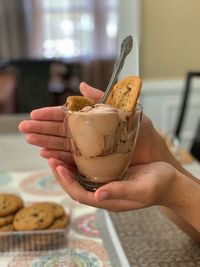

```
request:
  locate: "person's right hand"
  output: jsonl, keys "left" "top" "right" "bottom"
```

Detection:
{"left": 49, "top": 158, "right": 178, "bottom": 211}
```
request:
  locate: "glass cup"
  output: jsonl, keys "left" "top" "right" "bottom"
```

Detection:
{"left": 63, "top": 103, "right": 143, "bottom": 191}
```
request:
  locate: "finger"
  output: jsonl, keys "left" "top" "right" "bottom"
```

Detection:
{"left": 56, "top": 165, "right": 96, "bottom": 203}
{"left": 94, "top": 177, "right": 146, "bottom": 203}
{"left": 40, "top": 148, "right": 75, "bottom": 165}
{"left": 26, "top": 133, "right": 70, "bottom": 151}
{"left": 49, "top": 157, "right": 77, "bottom": 173}
{"left": 94, "top": 180, "right": 132, "bottom": 201}
{"left": 49, "top": 164, "right": 59, "bottom": 182}
{"left": 30, "top": 106, "right": 64, "bottom": 121}
{"left": 49, "top": 162, "right": 140, "bottom": 212}
{"left": 48, "top": 158, "right": 68, "bottom": 169}
{"left": 49, "top": 157, "right": 77, "bottom": 178}
{"left": 19, "top": 120, "right": 66, "bottom": 137}
{"left": 48, "top": 158, "right": 68, "bottom": 184}
{"left": 80, "top": 82, "right": 103, "bottom": 102}
{"left": 55, "top": 165, "right": 120, "bottom": 209}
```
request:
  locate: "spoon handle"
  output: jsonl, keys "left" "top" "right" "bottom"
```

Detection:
{"left": 100, "top": 35, "right": 133, "bottom": 103}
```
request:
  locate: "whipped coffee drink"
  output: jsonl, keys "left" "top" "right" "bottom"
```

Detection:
{"left": 65, "top": 103, "right": 142, "bottom": 191}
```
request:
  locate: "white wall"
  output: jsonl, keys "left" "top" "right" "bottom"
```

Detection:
{"left": 141, "top": 79, "right": 200, "bottom": 149}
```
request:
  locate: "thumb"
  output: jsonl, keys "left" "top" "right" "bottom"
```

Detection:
{"left": 80, "top": 82, "right": 103, "bottom": 103}
{"left": 94, "top": 180, "right": 132, "bottom": 201}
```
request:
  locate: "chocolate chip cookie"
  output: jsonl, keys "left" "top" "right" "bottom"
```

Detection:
{"left": 0, "top": 224, "right": 14, "bottom": 232}
{"left": 66, "top": 96, "right": 95, "bottom": 111}
{"left": 48, "top": 213, "right": 70, "bottom": 229}
{"left": 32, "top": 202, "right": 65, "bottom": 218}
{"left": 0, "top": 215, "right": 13, "bottom": 227}
{"left": 13, "top": 205, "right": 54, "bottom": 231}
{"left": 0, "top": 194, "right": 24, "bottom": 217}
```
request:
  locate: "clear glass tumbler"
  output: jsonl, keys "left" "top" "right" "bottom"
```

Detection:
{"left": 63, "top": 103, "right": 143, "bottom": 191}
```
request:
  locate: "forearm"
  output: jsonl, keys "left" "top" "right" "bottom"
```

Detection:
{"left": 164, "top": 170, "right": 200, "bottom": 233}
{"left": 155, "top": 131, "right": 200, "bottom": 239}
{"left": 162, "top": 138, "right": 200, "bottom": 184}
{"left": 160, "top": 206, "right": 200, "bottom": 242}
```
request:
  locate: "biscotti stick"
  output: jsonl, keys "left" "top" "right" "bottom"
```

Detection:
{"left": 106, "top": 76, "right": 142, "bottom": 112}
{"left": 66, "top": 96, "right": 95, "bottom": 111}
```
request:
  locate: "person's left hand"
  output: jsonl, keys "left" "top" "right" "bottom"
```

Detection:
{"left": 18, "top": 82, "right": 103, "bottom": 164}
{"left": 18, "top": 82, "right": 169, "bottom": 167}
{"left": 49, "top": 158, "right": 177, "bottom": 212}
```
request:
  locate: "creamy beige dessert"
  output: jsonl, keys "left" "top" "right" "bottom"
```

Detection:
{"left": 66, "top": 103, "right": 141, "bottom": 185}
{"left": 64, "top": 76, "right": 142, "bottom": 190}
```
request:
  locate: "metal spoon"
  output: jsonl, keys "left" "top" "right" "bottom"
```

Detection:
{"left": 100, "top": 35, "right": 133, "bottom": 103}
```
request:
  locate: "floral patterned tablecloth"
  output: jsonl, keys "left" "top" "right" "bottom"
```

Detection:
{"left": 1, "top": 128, "right": 200, "bottom": 267}
{"left": 0, "top": 169, "right": 116, "bottom": 267}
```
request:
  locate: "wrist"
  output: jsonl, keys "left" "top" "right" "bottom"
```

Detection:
{"left": 152, "top": 131, "right": 184, "bottom": 170}
{"left": 161, "top": 168, "right": 182, "bottom": 208}
{"left": 163, "top": 170, "right": 200, "bottom": 231}
{"left": 150, "top": 130, "right": 170, "bottom": 162}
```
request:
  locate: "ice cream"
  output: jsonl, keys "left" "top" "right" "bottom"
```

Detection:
{"left": 64, "top": 76, "right": 142, "bottom": 190}
{"left": 66, "top": 103, "right": 141, "bottom": 185}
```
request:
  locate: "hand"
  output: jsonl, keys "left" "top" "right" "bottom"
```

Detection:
{"left": 18, "top": 82, "right": 200, "bottom": 237}
{"left": 18, "top": 82, "right": 103, "bottom": 164}
{"left": 49, "top": 158, "right": 177, "bottom": 212}
{"left": 19, "top": 82, "right": 167, "bottom": 166}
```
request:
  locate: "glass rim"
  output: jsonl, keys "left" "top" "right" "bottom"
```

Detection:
{"left": 135, "top": 102, "right": 143, "bottom": 112}
{"left": 62, "top": 102, "right": 143, "bottom": 113}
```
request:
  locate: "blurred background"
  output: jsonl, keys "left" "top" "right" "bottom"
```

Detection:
{"left": 0, "top": 0, "right": 200, "bottom": 157}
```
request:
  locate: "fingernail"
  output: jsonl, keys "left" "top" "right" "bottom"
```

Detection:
{"left": 97, "top": 191, "right": 109, "bottom": 201}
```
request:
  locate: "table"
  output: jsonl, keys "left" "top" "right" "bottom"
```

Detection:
{"left": 0, "top": 133, "right": 128, "bottom": 267}
{"left": 1, "top": 132, "right": 200, "bottom": 267}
